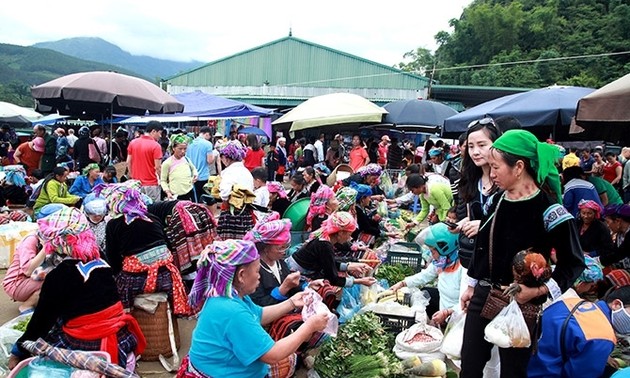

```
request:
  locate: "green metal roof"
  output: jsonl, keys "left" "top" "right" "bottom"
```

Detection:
{"left": 165, "top": 36, "right": 429, "bottom": 90}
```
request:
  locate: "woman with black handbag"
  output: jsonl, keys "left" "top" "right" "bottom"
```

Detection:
{"left": 459, "top": 129, "right": 585, "bottom": 378}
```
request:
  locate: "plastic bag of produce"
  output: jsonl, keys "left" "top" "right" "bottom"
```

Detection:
{"left": 0, "top": 313, "right": 30, "bottom": 373}
{"left": 302, "top": 288, "right": 338, "bottom": 337}
{"left": 484, "top": 299, "right": 531, "bottom": 348}
{"left": 379, "top": 171, "right": 396, "bottom": 199}
{"left": 440, "top": 310, "right": 466, "bottom": 359}
{"left": 395, "top": 323, "right": 444, "bottom": 354}
{"left": 337, "top": 285, "right": 362, "bottom": 324}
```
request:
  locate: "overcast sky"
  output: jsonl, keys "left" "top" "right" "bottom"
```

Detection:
{"left": 0, "top": 0, "right": 473, "bottom": 66}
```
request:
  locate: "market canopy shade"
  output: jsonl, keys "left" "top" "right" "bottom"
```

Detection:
{"left": 382, "top": 99, "right": 458, "bottom": 133}
{"left": 441, "top": 85, "right": 595, "bottom": 139}
{"left": 272, "top": 93, "right": 387, "bottom": 132}
{"left": 173, "top": 91, "right": 273, "bottom": 117}
{"left": 31, "top": 71, "right": 184, "bottom": 117}
{"left": 0, "top": 101, "right": 42, "bottom": 127}
{"left": 574, "top": 73, "right": 630, "bottom": 141}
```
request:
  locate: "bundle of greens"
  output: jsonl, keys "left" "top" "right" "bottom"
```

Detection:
{"left": 314, "top": 312, "right": 404, "bottom": 378}
{"left": 12, "top": 316, "right": 31, "bottom": 332}
{"left": 375, "top": 263, "right": 416, "bottom": 286}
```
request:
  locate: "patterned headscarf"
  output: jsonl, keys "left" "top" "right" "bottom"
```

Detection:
{"left": 169, "top": 133, "right": 191, "bottom": 152}
{"left": 2, "top": 165, "right": 26, "bottom": 187}
{"left": 309, "top": 211, "right": 357, "bottom": 241}
{"left": 244, "top": 213, "right": 292, "bottom": 245}
{"left": 357, "top": 163, "right": 382, "bottom": 178}
{"left": 189, "top": 240, "right": 259, "bottom": 310}
{"left": 82, "top": 163, "right": 100, "bottom": 176}
{"left": 576, "top": 255, "right": 603, "bottom": 284}
{"left": 350, "top": 182, "right": 372, "bottom": 201}
{"left": 492, "top": 130, "right": 562, "bottom": 203}
{"left": 336, "top": 187, "right": 358, "bottom": 212}
{"left": 607, "top": 269, "right": 630, "bottom": 290}
{"left": 93, "top": 180, "right": 151, "bottom": 224}
{"left": 306, "top": 185, "right": 335, "bottom": 228}
{"left": 578, "top": 199, "right": 602, "bottom": 219}
{"left": 267, "top": 181, "right": 287, "bottom": 199}
{"left": 218, "top": 140, "right": 247, "bottom": 162}
{"left": 37, "top": 207, "right": 99, "bottom": 262}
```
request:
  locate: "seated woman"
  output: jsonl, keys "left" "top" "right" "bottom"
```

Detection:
{"left": 33, "top": 166, "right": 81, "bottom": 217}
{"left": 267, "top": 181, "right": 291, "bottom": 217}
{"left": 181, "top": 239, "right": 328, "bottom": 378}
{"left": 97, "top": 180, "right": 190, "bottom": 316}
{"left": 302, "top": 167, "right": 321, "bottom": 195}
{"left": 577, "top": 200, "right": 614, "bottom": 258}
{"left": 8, "top": 207, "right": 145, "bottom": 370}
{"left": 0, "top": 165, "right": 30, "bottom": 206}
{"left": 69, "top": 163, "right": 105, "bottom": 198}
{"left": 341, "top": 163, "right": 384, "bottom": 198}
{"left": 2, "top": 232, "right": 44, "bottom": 314}
{"left": 390, "top": 223, "right": 462, "bottom": 322}
{"left": 351, "top": 183, "right": 382, "bottom": 246}
{"left": 287, "top": 212, "right": 376, "bottom": 289}
{"left": 305, "top": 185, "right": 338, "bottom": 232}
{"left": 287, "top": 174, "right": 309, "bottom": 203}
{"left": 83, "top": 194, "right": 109, "bottom": 259}
{"left": 101, "top": 165, "right": 118, "bottom": 184}
{"left": 335, "top": 186, "right": 358, "bottom": 214}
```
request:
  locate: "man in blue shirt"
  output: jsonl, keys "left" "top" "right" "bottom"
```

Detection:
{"left": 186, "top": 126, "right": 214, "bottom": 202}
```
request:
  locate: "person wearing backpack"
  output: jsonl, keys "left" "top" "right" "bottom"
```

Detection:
{"left": 72, "top": 126, "right": 101, "bottom": 170}
{"left": 160, "top": 134, "right": 197, "bottom": 201}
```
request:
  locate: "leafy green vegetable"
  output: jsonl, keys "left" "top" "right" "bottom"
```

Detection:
{"left": 315, "top": 312, "right": 403, "bottom": 378}
{"left": 12, "top": 316, "right": 31, "bottom": 332}
{"left": 375, "top": 263, "right": 416, "bottom": 285}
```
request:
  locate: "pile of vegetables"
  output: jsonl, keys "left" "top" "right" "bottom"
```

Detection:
{"left": 375, "top": 263, "right": 416, "bottom": 286}
{"left": 12, "top": 316, "right": 31, "bottom": 332}
{"left": 314, "top": 312, "right": 404, "bottom": 378}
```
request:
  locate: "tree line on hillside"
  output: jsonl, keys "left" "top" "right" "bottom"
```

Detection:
{"left": 398, "top": 0, "right": 630, "bottom": 88}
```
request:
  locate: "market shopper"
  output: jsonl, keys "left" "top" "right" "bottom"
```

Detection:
{"left": 576, "top": 199, "right": 614, "bottom": 258}
{"left": 181, "top": 239, "right": 328, "bottom": 378}
{"left": 459, "top": 130, "right": 586, "bottom": 378}
{"left": 287, "top": 212, "right": 376, "bottom": 288}
{"left": 161, "top": 134, "right": 197, "bottom": 201}
{"left": 406, "top": 173, "right": 454, "bottom": 225}
{"left": 126, "top": 121, "right": 164, "bottom": 202}
{"left": 8, "top": 207, "right": 146, "bottom": 370}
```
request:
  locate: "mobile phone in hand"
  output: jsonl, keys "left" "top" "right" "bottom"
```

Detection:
{"left": 443, "top": 221, "right": 458, "bottom": 229}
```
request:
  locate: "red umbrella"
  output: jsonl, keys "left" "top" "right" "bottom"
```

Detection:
{"left": 31, "top": 71, "right": 184, "bottom": 117}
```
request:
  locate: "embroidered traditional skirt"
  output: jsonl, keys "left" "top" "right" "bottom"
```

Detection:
{"left": 216, "top": 207, "right": 255, "bottom": 240}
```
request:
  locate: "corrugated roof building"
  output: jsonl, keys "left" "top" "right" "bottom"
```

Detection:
{"left": 162, "top": 35, "right": 430, "bottom": 107}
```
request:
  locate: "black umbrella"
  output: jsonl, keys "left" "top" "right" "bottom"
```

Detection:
{"left": 383, "top": 99, "right": 458, "bottom": 133}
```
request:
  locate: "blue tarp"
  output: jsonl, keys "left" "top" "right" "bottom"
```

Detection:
{"left": 172, "top": 91, "right": 274, "bottom": 118}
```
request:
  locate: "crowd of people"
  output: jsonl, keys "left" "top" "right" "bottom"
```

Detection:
{"left": 2, "top": 117, "right": 630, "bottom": 378}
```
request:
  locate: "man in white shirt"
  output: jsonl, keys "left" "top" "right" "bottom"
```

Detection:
{"left": 314, "top": 133, "right": 325, "bottom": 163}
{"left": 66, "top": 129, "right": 78, "bottom": 148}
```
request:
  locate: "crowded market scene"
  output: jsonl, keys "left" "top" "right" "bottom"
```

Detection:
{"left": 0, "top": 8, "right": 629, "bottom": 375}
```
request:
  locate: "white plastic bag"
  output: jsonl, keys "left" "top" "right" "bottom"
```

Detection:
{"left": 395, "top": 323, "right": 443, "bottom": 354}
{"left": 440, "top": 310, "right": 466, "bottom": 359}
{"left": 484, "top": 300, "right": 531, "bottom": 348}
{"left": 302, "top": 288, "right": 338, "bottom": 337}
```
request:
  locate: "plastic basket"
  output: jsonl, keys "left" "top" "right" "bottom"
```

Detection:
{"left": 375, "top": 312, "right": 416, "bottom": 334}
{"left": 386, "top": 242, "right": 424, "bottom": 272}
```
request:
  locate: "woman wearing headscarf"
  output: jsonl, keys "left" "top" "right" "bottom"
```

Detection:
{"left": 181, "top": 239, "right": 328, "bottom": 378}
{"left": 8, "top": 207, "right": 146, "bottom": 370}
{"left": 287, "top": 212, "right": 376, "bottom": 288}
{"left": 83, "top": 194, "right": 109, "bottom": 258}
{"left": 0, "top": 165, "right": 29, "bottom": 206}
{"left": 336, "top": 186, "right": 358, "bottom": 214}
{"left": 351, "top": 183, "right": 382, "bottom": 246}
{"left": 97, "top": 180, "right": 190, "bottom": 316}
{"left": 161, "top": 134, "right": 197, "bottom": 201}
{"left": 599, "top": 204, "right": 630, "bottom": 269}
{"left": 267, "top": 181, "right": 291, "bottom": 216}
{"left": 459, "top": 130, "right": 585, "bottom": 378}
{"left": 69, "top": 163, "right": 105, "bottom": 198}
{"left": 576, "top": 199, "right": 614, "bottom": 258}
{"left": 341, "top": 163, "right": 383, "bottom": 193}
{"left": 305, "top": 185, "right": 338, "bottom": 232}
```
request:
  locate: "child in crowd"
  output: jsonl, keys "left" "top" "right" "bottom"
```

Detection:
{"left": 251, "top": 167, "right": 270, "bottom": 208}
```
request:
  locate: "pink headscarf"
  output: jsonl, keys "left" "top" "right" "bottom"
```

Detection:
{"left": 267, "top": 181, "right": 287, "bottom": 199}
{"left": 306, "top": 185, "right": 335, "bottom": 228}
{"left": 578, "top": 199, "right": 602, "bottom": 219}
{"left": 309, "top": 211, "right": 357, "bottom": 241}
{"left": 37, "top": 207, "right": 100, "bottom": 262}
{"left": 244, "top": 213, "right": 292, "bottom": 245}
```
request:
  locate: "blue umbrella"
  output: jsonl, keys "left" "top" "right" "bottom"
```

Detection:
{"left": 442, "top": 86, "right": 595, "bottom": 139}
{"left": 239, "top": 126, "right": 270, "bottom": 139}
{"left": 383, "top": 99, "right": 458, "bottom": 133}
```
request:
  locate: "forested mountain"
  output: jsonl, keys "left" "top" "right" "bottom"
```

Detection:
{"left": 398, "top": 0, "right": 630, "bottom": 88}
{"left": 33, "top": 37, "right": 203, "bottom": 81}
{"left": 0, "top": 43, "right": 144, "bottom": 107}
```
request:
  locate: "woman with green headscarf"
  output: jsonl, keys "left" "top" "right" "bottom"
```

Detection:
{"left": 160, "top": 133, "right": 197, "bottom": 201}
{"left": 459, "top": 130, "right": 585, "bottom": 378}
{"left": 69, "top": 163, "right": 105, "bottom": 198}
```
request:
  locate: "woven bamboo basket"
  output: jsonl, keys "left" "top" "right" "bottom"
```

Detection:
{"left": 131, "top": 300, "right": 181, "bottom": 361}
